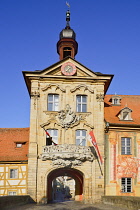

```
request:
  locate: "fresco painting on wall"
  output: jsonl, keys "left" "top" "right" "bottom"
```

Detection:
{"left": 117, "top": 155, "right": 139, "bottom": 178}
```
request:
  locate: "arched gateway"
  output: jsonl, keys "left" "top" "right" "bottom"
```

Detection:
{"left": 47, "top": 168, "right": 83, "bottom": 202}
{"left": 37, "top": 144, "right": 97, "bottom": 203}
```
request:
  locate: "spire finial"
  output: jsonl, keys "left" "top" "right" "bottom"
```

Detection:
{"left": 66, "top": 2, "right": 70, "bottom": 28}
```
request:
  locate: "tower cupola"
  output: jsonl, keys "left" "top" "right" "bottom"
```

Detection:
{"left": 57, "top": 10, "right": 78, "bottom": 60}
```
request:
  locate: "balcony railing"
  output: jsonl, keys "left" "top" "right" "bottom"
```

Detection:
{"left": 40, "top": 144, "right": 95, "bottom": 167}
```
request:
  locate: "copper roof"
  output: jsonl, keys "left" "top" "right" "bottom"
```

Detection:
{"left": 104, "top": 95, "right": 140, "bottom": 125}
{"left": 0, "top": 128, "right": 29, "bottom": 161}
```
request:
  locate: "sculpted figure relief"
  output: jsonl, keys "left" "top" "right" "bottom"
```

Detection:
{"left": 41, "top": 144, "right": 95, "bottom": 167}
{"left": 58, "top": 104, "right": 80, "bottom": 129}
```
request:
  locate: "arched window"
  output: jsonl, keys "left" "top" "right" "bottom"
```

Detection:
{"left": 63, "top": 47, "right": 72, "bottom": 58}
{"left": 118, "top": 107, "right": 132, "bottom": 121}
{"left": 75, "top": 130, "right": 86, "bottom": 146}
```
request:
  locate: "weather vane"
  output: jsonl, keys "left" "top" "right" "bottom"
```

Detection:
{"left": 66, "top": 1, "right": 70, "bottom": 9}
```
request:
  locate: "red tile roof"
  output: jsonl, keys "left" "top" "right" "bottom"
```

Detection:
{"left": 0, "top": 128, "right": 29, "bottom": 161}
{"left": 104, "top": 95, "right": 140, "bottom": 125}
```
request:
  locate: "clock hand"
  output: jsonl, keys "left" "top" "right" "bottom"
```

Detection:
{"left": 65, "top": 66, "right": 71, "bottom": 72}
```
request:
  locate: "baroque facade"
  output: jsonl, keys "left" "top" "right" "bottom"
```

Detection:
{"left": 0, "top": 10, "right": 140, "bottom": 203}
{"left": 22, "top": 10, "right": 113, "bottom": 203}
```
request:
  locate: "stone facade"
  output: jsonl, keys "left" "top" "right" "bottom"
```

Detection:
{"left": 23, "top": 57, "right": 113, "bottom": 203}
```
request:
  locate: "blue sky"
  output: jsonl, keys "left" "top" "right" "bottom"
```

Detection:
{"left": 0, "top": 0, "right": 140, "bottom": 128}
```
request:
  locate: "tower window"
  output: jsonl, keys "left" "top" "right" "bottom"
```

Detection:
{"left": 63, "top": 47, "right": 72, "bottom": 58}
{"left": 76, "top": 95, "right": 87, "bottom": 112}
{"left": 76, "top": 130, "right": 86, "bottom": 146}
{"left": 48, "top": 94, "right": 59, "bottom": 111}
{"left": 46, "top": 129, "right": 58, "bottom": 145}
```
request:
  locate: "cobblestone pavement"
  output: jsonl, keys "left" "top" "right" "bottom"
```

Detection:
{"left": 9, "top": 201, "right": 129, "bottom": 210}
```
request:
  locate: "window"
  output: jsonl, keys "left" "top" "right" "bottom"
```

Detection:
{"left": 76, "top": 95, "right": 87, "bottom": 112}
{"left": 46, "top": 129, "right": 58, "bottom": 145}
{"left": 63, "top": 47, "right": 72, "bottom": 58}
{"left": 121, "top": 137, "right": 131, "bottom": 155}
{"left": 48, "top": 94, "right": 59, "bottom": 111}
{"left": 121, "top": 178, "right": 132, "bottom": 193}
{"left": 123, "top": 112, "right": 129, "bottom": 120}
{"left": 16, "top": 143, "right": 22, "bottom": 148}
{"left": 76, "top": 130, "right": 86, "bottom": 146}
{"left": 114, "top": 98, "right": 118, "bottom": 105}
{"left": 119, "top": 107, "right": 132, "bottom": 121}
{"left": 10, "top": 169, "right": 18, "bottom": 179}
{"left": 8, "top": 191, "right": 17, "bottom": 196}
{"left": 111, "top": 95, "right": 121, "bottom": 105}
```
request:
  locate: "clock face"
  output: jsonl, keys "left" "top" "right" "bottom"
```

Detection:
{"left": 61, "top": 62, "right": 76, "bottom": 76}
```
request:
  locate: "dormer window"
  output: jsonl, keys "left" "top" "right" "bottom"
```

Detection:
{"left": 123, "top": 111, "right": 129, "bottom": 120}
{"left": 114, "top": 98, "right": 118, "bottom": 105}
{"left": 118, "top": 107, "right": 132, "bottom": 121}
{"left": 111, "top": 95, "right": 121, "bottom": 106}
{"left": 14, "top": 141, "right": 26, "bottom": 148}
{"left": 16, "top": 143, "right": 22, "bottom": 148}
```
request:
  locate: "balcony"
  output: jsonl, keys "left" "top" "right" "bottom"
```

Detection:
{"left": 40, "top": 144, "right": 95, "bottom": 167}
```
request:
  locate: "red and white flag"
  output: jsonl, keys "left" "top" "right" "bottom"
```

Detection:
{"left": 88, "top": 131, "right": 103, "bottom": 164}
{"left": 45, "top": 130, "right": 50, "bottom": 137}
{"left": 45, "top": 130, "right": 57, "bottom": 146}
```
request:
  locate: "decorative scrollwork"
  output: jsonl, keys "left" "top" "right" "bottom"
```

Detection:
{"left": 40, "top": 144, "right": 95, "bottom": 167}
{"left": 31, "top": 91, "right": 40, "bottom": 109}
{"left": 70, "top": 84, "right": 94, "bottom": 93}
{"left": 42, "top": 83, "right": 66, "bottom": 92}
{"left": 57, "top": 104, "right": 81, "bottom": 129}
{"left": 96, "top": 94, "right": 104, "bottom": 102}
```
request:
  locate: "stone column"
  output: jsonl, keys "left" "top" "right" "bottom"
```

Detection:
{"left": 28, "top": 80, "right": 40, "bottom": 202}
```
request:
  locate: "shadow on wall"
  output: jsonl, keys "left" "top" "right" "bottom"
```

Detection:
{"left": 0, "top": 195, "right": 35, "bottom": 210}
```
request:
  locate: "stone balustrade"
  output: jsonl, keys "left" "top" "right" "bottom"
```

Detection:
{"left": 40, "top": 144, "right": 95, "bottom": 167}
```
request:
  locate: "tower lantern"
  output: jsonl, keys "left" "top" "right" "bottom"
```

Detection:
{"left": 57, "top": 10, "right": 78, "bottom": 60}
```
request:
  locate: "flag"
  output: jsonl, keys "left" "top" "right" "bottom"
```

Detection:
{"left": 88, "top": 131, "right": 103, "bottom": 164}
{"left": 66, "top": 1, "right": 70, "bottom": 8}
{"left": 45, "top": 130, "right": 50, "bottom": 137}
{"left": 45, "top": 130, "right": 57, "bottom": 146}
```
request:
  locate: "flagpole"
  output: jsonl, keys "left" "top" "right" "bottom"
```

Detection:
{"left": 97, "top": 158, "right": 103, "bottom": 176}
{"left": 88, "top": 130, "right": 103, "bottom": 175}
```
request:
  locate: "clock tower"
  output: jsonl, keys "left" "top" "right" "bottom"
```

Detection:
{"left": 23, "top": 7, "right": 113, "bottom": 204}
{"left": 57, "top": 10, "right": 78, "bottom": 60}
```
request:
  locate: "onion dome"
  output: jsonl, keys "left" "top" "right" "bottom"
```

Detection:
{"left": 57, "top": 10, "right": 78, "bottom": 60}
